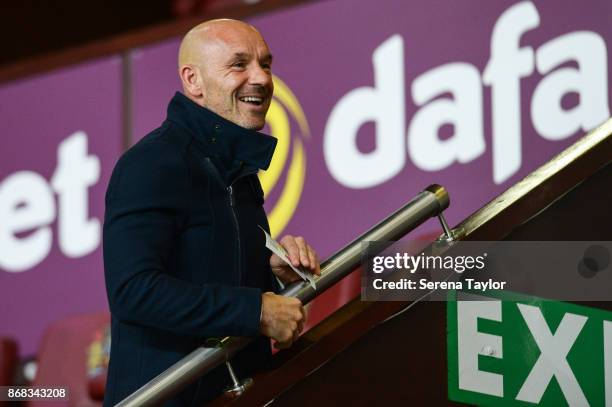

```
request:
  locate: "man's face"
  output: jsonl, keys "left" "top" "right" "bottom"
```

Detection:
{"left": 197, "top": 26, "right": 274, "bottom": 131}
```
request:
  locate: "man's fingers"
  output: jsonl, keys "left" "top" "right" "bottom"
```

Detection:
{"left": 289, "top": 236, "right": 309, "bottom": 268}
{"left": 280, "top": 235, "right": 316, "bottom": 269}
{"left": 300, "top": 304, "right": 306, "bottom": 322}
{"left": 276, "top": 235, "right": 321, "bottom": 274}
{"left": 306, "top": 245, "right": 321, "bottom": 275}
{"left": 261, "top": 294, "right": 307, "bottom": 351}
{"left": 280, "top": 236, "right": 301, "bottom": 267}
{"left": 294, "top": 236, "right": 310, "bottom": 267}
{"left": 306, "top": 245, "right": 315, "bottom": 269}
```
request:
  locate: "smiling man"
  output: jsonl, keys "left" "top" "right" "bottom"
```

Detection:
{"left": 103, "top": 19, "right": 320, "bottom": 406}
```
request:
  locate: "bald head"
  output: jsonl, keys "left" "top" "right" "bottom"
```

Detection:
{"left": 178, "top": 19, "right": 261, "bottom": 68}
{"left": 177, "top": 19, "right": 274, "bottom": 130}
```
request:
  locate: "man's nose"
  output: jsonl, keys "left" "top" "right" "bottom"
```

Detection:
{"left": 248, "top": 63, "right": 272, "bottom": 87}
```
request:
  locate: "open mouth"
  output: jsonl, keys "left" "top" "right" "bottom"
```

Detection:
{"left": 238, "top": 96, "right": 264, "bottom": 106}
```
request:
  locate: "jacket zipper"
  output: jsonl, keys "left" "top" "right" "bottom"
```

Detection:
{"left": 226, "top": 184, "right": 242, "bottom": 285}
{"left": 227, "top": 170, "right": 257, "bottom": 286}
{"left": 204, "top": 158, "right": 258, "bottom": 287}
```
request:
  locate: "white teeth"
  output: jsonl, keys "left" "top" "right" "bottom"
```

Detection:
{"left": 239, "top": 96, "right": 263, "bottom": 103}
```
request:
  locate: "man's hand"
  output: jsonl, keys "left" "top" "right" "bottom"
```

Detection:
{"left": 260, "top": 292, "right": 305, "bottom": 349}
{"left": 269, "top": 235, "right": 321, "bottom": 284}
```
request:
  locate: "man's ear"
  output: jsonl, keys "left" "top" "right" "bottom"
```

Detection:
{"left": 179, "top": 65, "right": 203, "bottom": 99}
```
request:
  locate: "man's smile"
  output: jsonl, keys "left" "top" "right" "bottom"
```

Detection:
{"left": 238, "top": 95, "right": 264, "bottom": 105}
{"left": 237, "top": 93, "right": 270, "bottom": 114}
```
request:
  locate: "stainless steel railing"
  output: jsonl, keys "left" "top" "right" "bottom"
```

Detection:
{"left": 117, "top": 184, "right": 450, "bottom": 406}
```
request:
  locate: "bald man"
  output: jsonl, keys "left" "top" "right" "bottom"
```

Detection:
{"left": 103, "top": 19, "right": 320, "bottom": 406}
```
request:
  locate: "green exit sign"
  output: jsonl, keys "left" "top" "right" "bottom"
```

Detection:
{"left": 447, "top": 292, "right": 612, "bottom": 406}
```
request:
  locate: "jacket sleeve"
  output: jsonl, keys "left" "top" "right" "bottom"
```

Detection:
{"left": 103, "top": 140, "right": 261, "bottom": 338}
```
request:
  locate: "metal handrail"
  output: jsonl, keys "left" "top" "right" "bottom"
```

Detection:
{"left": 117, "top": 184, "right": 450, "bottom": 406}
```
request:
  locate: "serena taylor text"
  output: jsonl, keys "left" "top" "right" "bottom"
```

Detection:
{"left": 372, "top": 278, "right": 507, "bottom": 291}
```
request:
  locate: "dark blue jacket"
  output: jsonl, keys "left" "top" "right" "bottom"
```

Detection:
{"left": 103, "top": 92, "right": 279, "bottom": 406}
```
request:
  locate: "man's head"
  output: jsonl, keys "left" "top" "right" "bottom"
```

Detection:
{"left": 178, "top": 19, "right": 274, "bottom": 131}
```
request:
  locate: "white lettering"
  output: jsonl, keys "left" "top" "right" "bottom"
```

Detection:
{"left": 515, "top": 304, "right": 588, "bottom": 406}
{"left": 408, "top": 63, "right": 485, "bottom": 171}
{"left": 0, "top": 172, "right": 55, "bottom": 272}
{"left": 0, "top": 131, "right": 101, "bottom": 272}
{"left": 483, "top": 1, "right": 539, "bottom": 184}
{"left": 532, "top": 31, "right": 610, "bottom": 140}
{"left": 324, "top": 34, "right": 405, "bottom": 188}
{"left": 457, "top": 299, "right": 504, "bottom": 397}
{"left": 51, "top": 131, "right": 100, "bottom": 258}
{"left": 323, "top": 1, "right": 609, "bottom": 189}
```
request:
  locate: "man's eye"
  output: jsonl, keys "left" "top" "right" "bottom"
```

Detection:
{"left": 232, "top": 62, "right": 246, "bottom": 68}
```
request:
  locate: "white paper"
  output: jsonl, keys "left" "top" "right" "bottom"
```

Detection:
{"left": 260, "top": 226, "right": 317, "bottom": 289}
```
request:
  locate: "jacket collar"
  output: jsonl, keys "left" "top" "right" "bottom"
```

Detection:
{"left": 166, "top": 92, "right": 277, "bottom": 171}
